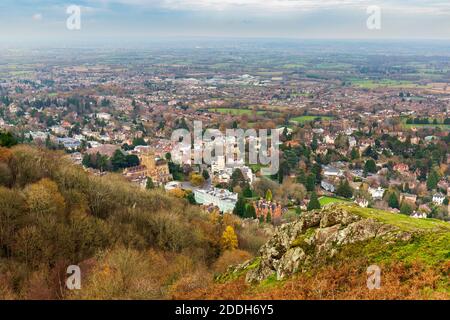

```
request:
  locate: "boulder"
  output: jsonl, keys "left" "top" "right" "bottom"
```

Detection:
{"left": 242, "top": 205, "right": 412, "bottom": 283}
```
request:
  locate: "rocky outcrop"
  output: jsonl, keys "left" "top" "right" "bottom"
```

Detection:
{"left": 236, "top": 205, "right": 413, "bottom": 283}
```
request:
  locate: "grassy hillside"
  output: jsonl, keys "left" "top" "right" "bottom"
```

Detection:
{"left": 1, "top": 146, "right": 448, "bottom": 300}
{"left": 348, "top": 206, "right": 450, "bottom": 232}
{"left": 178, "top": 204, "right": 450, "bottom": 300}
{"left": 0, "top": 145, "right": 268, "bottom": 299}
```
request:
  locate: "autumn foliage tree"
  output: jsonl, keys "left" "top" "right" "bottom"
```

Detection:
{"left": 0, "top": 145, "right": 236, "bottom": 298}
{"left": 221, "top": 226, "right": 238, "bottom": 251}
{"left": 24, "top": 178, "right": 66, "bottom": 218}
{"left": 190, "top": 173, "right": 205, "bottom": 187}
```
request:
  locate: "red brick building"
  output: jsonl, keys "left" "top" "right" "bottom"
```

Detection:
{"left": 253, "top": 199, "right": 283, "bottom": 223}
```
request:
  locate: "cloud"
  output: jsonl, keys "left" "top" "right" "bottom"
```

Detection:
{"left": 164, "top": 0, "right": 367, "bottom": 11}
{"left": 86, "top": 0, "right": 450, "bottom": 14}
{"left": 88, "top": 0, "right": 365, "bottom": 11}
{"left": 32, "top": 13, "right": 43, "bottom": 21}
{"left": 2, "top": 0, "right": 450, "bottom": 40}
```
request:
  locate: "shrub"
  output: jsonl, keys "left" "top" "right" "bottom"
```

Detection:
{"left": 212, "top": 250, "right": 252, "bottom": 274}
{"left": 24, "top": 178, "right": 66, "bottom": 218}
{"left": 10, "top": 145, "right": 59, "bottom": 187}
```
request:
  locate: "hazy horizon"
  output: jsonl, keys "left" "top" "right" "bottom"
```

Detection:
{"left": 2, "top": 0, "right": 450, "bottom": 43}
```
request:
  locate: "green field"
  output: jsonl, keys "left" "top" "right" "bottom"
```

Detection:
{"left": 281, "top": 63, "right": 306, "bottom": 69}
{"left": 291, "top": 115, "right": 333, "bottom": 124}
{"left": 209, "top": 108, "right": 267, "bottom": 116}
{"left": 349, "top": 79, "right": 428, "bottom": 89}
{"left": 316, "top": 62, "right": 353, "bottom": 70}
{"left": 345, "top": 204, "right": 450, "bottom": 232}
{"left": 319, "top": 196, "right": 350, "bottom": 206}
{"left": 401, "top": 117, "right": 450, "bottom": 130}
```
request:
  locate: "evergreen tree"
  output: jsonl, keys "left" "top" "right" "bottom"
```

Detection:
{"left": 297, "top": 169, "right": 307, "bottom": 185}
{"left": 277, "top": 161, "right": 290, "bottom": 183}
{"left": 351, "top": 147, "right": 360, "bottom": 160}
{"left": 97, "top": 153, "right": 110, "bottom": 172}
{"left": 336, "top": 180, "right": 353, "bottom": 199}
{"left": 426, "top": 170, "right": 439, "bottom": 191}
{"left": 400, "top": 202, "right": 413, "bottom": 215}
{"left": 311, "top": 136, "right": 318, "bottom": 151}
{"left": 306, "top": 174, "right": 316, "bottom": 192}
{"left": 146, "top": 177, "right": 155, "bottom": 190}
{"left": 186, "top": 192, "right": 196, "bottom": 204}
{"left": 266, "top": 211, "right": 272, "bottom": 224}
{"left": 364, "top": 159, "right": 377, "bottom": 175}
{"left": 243, "top": 185, "right": 253, "bottom": 198}
{"left": 111, "top": 149, "right": 127, "bottom": 171}
{"left": 265, "top": 189, "right": 273, "bottom": 202}
{"left": 245, "top": 204, "right": 256, "bottom": 219}
{"left": 125, "top": 154, "right": 140, "bottom": 167}
{"left": 202, "top": 169, "right": 210, "bottom": 181}
{"left": 82, "top": 154, "right": 91, "bottom": 168}
{"left": 307, "top": 192, "right": 321, "bottom": 211}
{"left": 311, "top": 163, "right": 322, "bottom": 184}
{"left": 388, "top": 192, "right": 400, "bottom": 209}
{"left": 233, "top": 196, "right": 246, "bottom": 217}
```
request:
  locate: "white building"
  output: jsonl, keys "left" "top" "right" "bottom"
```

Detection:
{"left": 324, "top": 135, "right": 335, "bottom": 144}
{"left": 322, "top": 165, "right": 343, "bottom": 177}
{"left": 50, "top": 125, "right": 68, "bottom": 136}
{"left": 194, "top": 187, "right": 238, "bottom": 213}
{"left": 56, "top": 137, "right": 81, "bottom": 150}
{"left": 321, "top": 180, "right": 336, "bottom": 193}
{"left": 355, "top": 198, "right": 369, "bottom": 208}
{"left": 96, "top": 112, "right": 112, "bottom": 121}
{"left": 411, "top": 212, "right": 427, "bottom": 219}
{"left": 432, "top": 193, "right": 446, "bottom": 205}
{"left": 164, "top": 181, "right": 182, "bottom": 191}
{"left": 369, "top": 187, "right": 385, "bottom": 200}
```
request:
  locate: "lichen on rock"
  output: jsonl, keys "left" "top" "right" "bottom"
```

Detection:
{"left": 236, "top": 204, "right": 414, "bottom": 283}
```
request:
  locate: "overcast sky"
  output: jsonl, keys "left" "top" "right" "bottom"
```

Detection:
{"left": 1, "top": 0, "right": 450, "bottom": 43}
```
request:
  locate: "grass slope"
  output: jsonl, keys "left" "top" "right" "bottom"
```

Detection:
{"left": 319, "top": 196, "right": 350, "bottom": 206}
{"left": 346, "top": 204, "right": 450, "bottom": 232}
{"left": 290, "top": 115, "right": 333, "bottom": 124}
{"left": 183, "top": 204, "right": 449, "bottom": 299}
